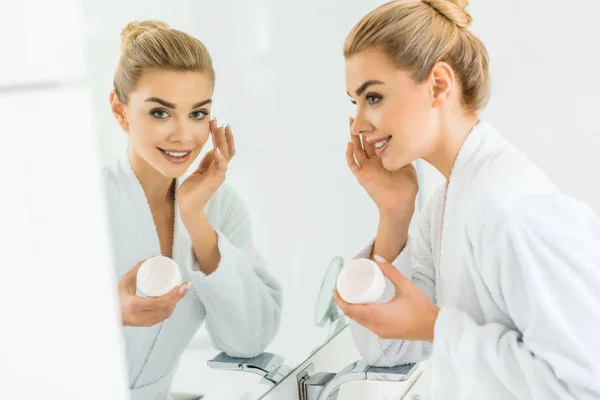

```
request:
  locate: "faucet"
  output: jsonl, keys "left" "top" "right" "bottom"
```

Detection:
{"left": 207, "top": 352, "right": 293, "bottom": 386}
{"left": 298, "top": 360, "right": 418, "bottom": 400}
{"left": 208, "top": 352, "right": 419, "bottom": 399}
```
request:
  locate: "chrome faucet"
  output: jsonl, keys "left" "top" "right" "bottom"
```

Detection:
{"left": 207, "top": 352, "right": 293, "bottom": 386}
{"left": 298, "top": 360, "right": 418, "bottom": 400}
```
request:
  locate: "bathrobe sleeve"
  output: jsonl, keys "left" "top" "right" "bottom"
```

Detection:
{"left": 349, "top": 192, "right": 440, "bottom": 366}
{"left": 433, "top": 195, "right": 600, "bottom": 399}
{"left": 188, "top": 185, "right": 282, "bottom": 358}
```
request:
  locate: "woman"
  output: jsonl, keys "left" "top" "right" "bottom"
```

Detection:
{"left": 103, "top": 20, "right": 282, "bottom": 399}
{"left": 333, "top": 1, "right": 600, "bottom": 399}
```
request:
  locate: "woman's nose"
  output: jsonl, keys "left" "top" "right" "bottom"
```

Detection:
{"left": 351, "top": 115, "right": 372, "bottom": 137}
{"left": 169, "top": 124, "right": 194, "bottom": 143}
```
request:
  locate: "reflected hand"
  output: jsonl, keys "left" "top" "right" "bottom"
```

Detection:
{"left": 119, "top": 259, "right": 190, "bottom": 327}
{"left": 346, "top": 117, "right": 418, "bottom": 216}
{"left": 333, "top": 257, "right": 439, "bottom": 342}
{"left": 177, "top": 119, "right": 235, "bottom": 218}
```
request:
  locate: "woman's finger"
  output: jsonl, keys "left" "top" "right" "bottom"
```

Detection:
{"left": 161, "top": 282, "right": 191, "bottom": 305}
{"left": 346, "top": 142, "right": 361, "bottom": 176}
{"left": 120, "top": 259, "right": 145, "bottom": 293}
{"left": 225, "top": 125, "right": 235, "bottom": 159}
{"left": 143, "top": 315, "right": 165, "bottom": 327}
{"left": 129, "top": 296, "right": 158, "bottom": 312}
{"left": 333, "top": 289, "right": 372, "bottom": 321}
{"left": 139, "top": 283, "right": 189, "bottom": 311}
{"left": 362, "top": 135, "right": 376, "bottom": 158}
{"left": 210, "top": 118, "right": 218, "bottom": 148}
{"left": 373, "top": 255, "right": 411, "bottom": 291}
{"left": 215, "top": 124, "right": 229, "bottom": 159}
{"left": 213, "top": 147, "right": 228, "bottom": 172}
{"left": 195, "top": 151, "right": 214, "bottom": 175}
{"left": 159, "top": 304, "right": 176, "bottom": 321}
{"left": 350, "top": 133, "right": 367, "bottom": 166}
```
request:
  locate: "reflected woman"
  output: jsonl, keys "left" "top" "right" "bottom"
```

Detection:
{"left": 103, "top": 20, "right": 282, "bottom": 399}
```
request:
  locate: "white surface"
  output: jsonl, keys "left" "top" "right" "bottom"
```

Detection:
{"left": 402, "top": 363, "right": 431, "bottom": 400}
{"left": 171, "top": 342, "right": 269, "bottom": 399}
{"left": 261, "top": 326, "right": 421, "bottom": 400}
{"left": 0, "top": 81, "right": 130, "bottom": 397}
{"left": 0, "top": 0, "right": 87, "bottom": 85}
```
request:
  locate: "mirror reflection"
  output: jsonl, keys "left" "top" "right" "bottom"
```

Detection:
{"left": 84, "top": 1, "right": 383, "bottom": 398}
{"left": 101, "top": 20, "right": 283, "bottom": 400}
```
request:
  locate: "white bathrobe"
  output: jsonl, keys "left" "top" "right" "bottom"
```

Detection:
{"left": 352, "top": 121, "right": 600, "bottom": 399}
{"left": 102, "top": 152, "right": 283, "bottom": 400}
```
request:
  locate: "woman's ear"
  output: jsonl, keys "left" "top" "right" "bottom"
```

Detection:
{"left": 109, "top": 91, "right": 130, "bottom": 132}
{"left": 429, "top": 61, "right": 455, "bottom": 108}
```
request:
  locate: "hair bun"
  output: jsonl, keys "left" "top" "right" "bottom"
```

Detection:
{"left": 120, "top": 20, "right": 170, "bottom": 50}
{"left": 450, "top": 0, "right": 468, "bottom": 8}
{"left": 423, "top": 0, "right": 472, "bottom": 29}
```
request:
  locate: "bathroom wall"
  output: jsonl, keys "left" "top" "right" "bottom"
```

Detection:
{"left": 418, "top": 0, "right": 600, "bottom": 213}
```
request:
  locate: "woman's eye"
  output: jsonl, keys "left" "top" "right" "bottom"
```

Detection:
{"left": 366, "top": 94, "right": 381, "bottom": 105}
{"left": 190, "top": 110, "right": 207, "bottom": 120}
{"left": 151, "top": 109, "right": 170, "bottom": 119}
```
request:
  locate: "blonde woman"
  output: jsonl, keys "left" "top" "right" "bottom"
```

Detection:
{"left": 103, "top": 20, "right": 282, "bottom": 399}
{"left": 333, "top": 1, "right": 600, "bottom": 399}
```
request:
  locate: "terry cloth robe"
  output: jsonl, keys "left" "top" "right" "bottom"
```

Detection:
{"left": 352, "top": 120, "right": 600, "bottom": 400}
{"left": 103, "top": 151, "right": 283, "bottom": 400}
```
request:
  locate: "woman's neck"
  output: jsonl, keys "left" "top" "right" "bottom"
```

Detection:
{"left": 423, "top": 114, "right": 480, "bottom": 181}
{"left": 128, "top": 145, "right": 175, "bottom": 203}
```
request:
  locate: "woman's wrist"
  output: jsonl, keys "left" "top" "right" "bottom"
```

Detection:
{"left": 423, "top": 305, "right": 440, "bottom": 343}
{"left": 372, "top": 208, "right": 413, "bottom": 262}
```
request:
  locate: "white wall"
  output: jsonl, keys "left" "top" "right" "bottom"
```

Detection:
{"left": 1, "top": 0, "right": 130, "bottom": 398}
{"left": 419, "top": 0, "right": 600, "bottom": 211}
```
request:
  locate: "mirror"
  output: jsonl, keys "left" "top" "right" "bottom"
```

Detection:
{"left": 314, "top": 256, "right": 347, "bottom": 342}
{"left": 82, "top": 1, "right": 382, "bottom": 399}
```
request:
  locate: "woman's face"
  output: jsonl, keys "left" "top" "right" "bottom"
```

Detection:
{"left": 345, "top": 48, "right": 442, "bottom": 171}
{"left": 112, "top": 69, "right": 213, "bottom": 178}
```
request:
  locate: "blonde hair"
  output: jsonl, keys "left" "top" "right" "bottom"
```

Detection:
{"left": 344, "top": 0, "right": 490, "bottom": 114}
{"left": 114, "top": 20, "right": 215, "bottom": 103}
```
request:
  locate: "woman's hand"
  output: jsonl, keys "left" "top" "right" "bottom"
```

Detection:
{"left": 119, "top": 259, "right": 190, "bottom": 327}
{"left": 177, "top": 119, "right": 235, "bottom": 220}
{"left": 346, "top": 117, "right": 418, "bottom": 217}
{"left": 333, "top": 256, "right": 440, "bottom": 342}
{"left": 346, "top": 117, "right": 418, "bottom": 260}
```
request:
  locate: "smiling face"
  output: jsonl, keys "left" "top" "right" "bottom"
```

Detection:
{"left": 345, "top": 48, "right": 442, "bottom": 171}
{"left": 111, "top": 68, "right": 213, "bottom": 178}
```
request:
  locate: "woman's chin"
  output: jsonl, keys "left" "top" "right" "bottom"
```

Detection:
{"left": 157, "top": 164, "right": 190, "bottom": 180}
{"left": 380, "top": 151, "right": 399, "bottom": 170}
{"left": 381, "top": 151, "right": 412, "bottom": 171}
